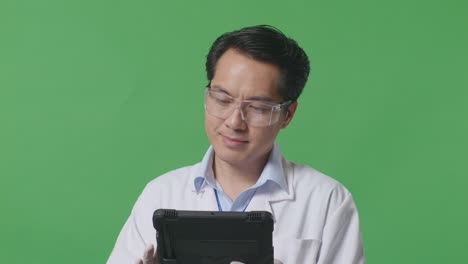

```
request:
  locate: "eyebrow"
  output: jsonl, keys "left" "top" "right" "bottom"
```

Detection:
{"left": 210, "top": 84, "right": 276, "bottom": 103}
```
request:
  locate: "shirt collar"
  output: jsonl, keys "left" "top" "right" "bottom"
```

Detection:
{"left": 194, "top": 143, "right": 288, "bottom": 193}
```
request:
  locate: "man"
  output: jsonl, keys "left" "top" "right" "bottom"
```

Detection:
{"left": 108, "top": 25, "right": 365, "bottom": 264}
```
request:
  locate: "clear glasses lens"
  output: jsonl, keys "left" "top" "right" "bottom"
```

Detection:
{"left": 205, "top": 90, "right": 287, "bottom": 127}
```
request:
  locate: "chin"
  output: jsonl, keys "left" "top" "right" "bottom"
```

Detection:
{"left": 212, "top": 143, "right": 249, "bottom": 164}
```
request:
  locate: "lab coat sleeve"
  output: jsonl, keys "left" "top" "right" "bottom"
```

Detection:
{"left": 317, "top": 193, "right": 365, "bottom": 264}
{"left": 107, "top": 196, "right": 153, "bottom": 264}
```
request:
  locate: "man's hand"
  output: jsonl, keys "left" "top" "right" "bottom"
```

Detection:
{"left": 135, "top": 244, "right": 158, "bottom": 264}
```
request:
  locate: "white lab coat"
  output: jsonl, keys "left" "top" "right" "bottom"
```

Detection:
{"left": 108, "top": 155, "right": 365, "bottom": 264}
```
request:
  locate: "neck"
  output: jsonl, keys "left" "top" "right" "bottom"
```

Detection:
{"left": 213, "top": 153, "right": 270, "bottom": 201}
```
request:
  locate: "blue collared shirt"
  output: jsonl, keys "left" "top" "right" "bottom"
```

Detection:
{"left": 194, "top": 143, "right": 287, "bottom": 211}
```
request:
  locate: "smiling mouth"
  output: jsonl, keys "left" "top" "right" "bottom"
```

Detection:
{"left": 221, "top": 134, "right": 249, "bottom": 146}
{"left": 225, "top": 135, "right": 248, "bottom": 141}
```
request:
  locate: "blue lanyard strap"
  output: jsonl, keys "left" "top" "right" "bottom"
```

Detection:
{"left": 213, "top": 188, "right": 256, "bottom": 212}
{"left": 213, "top": 188, "right": 223, "bottom": 212}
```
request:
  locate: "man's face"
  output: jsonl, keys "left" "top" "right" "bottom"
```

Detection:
{"left": 205, "top": 49, "right": 297, "bottom": 166}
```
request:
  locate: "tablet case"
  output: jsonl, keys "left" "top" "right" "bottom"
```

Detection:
{"left": 153, "top": 209, "right": 274, "bottom": 264}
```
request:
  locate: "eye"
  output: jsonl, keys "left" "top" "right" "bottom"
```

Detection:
{"left": 211, "top": 93, "right": 232, "bottom": 105}
{"left": 248, "top": 103, "right": 271, "bottom": 114}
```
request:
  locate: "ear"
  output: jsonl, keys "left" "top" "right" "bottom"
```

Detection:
{"left": 281, "top": 101, "right": 298, "bottom": 129}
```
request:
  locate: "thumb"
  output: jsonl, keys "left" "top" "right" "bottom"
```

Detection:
{"left": 142, "top": 244, "right": 158, "bottom": 264}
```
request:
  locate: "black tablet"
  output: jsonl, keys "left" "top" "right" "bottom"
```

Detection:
{"left": 152, "top": 209, "right": 274, "bottom": 264}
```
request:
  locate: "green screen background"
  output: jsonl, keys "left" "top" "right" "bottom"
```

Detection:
{"left": 1, "top": 0, "right": 467, "bottom": 263}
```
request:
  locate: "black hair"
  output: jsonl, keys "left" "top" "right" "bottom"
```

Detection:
{"left": 205, "top": 25, "right": 310, "bottom": 102}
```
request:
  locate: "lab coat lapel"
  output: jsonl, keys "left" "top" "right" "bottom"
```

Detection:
{"left": 193, "top": 186, "right": 220, "bottom": 211}
{"left": 246, "top": 159, "right": 295, "bottom": 222}
{"left": 189, "top": 164, "right": 219, "bottom": 211}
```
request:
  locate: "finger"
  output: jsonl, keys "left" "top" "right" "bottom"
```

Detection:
{"left": 135, "top": 259, "right": 143, "bottom": 264}
{"left": 142, "top": 244, "right": 155, "bottom": 264}
{"left": 273, "top": 259, "right": 283, "bottom": 264}
{"left": 154, "top": 247, "right": 159, "bottom": 262}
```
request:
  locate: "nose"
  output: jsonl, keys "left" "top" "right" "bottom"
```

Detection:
{"left": 224, "top": 106, "right": 247, "bottom": 130}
